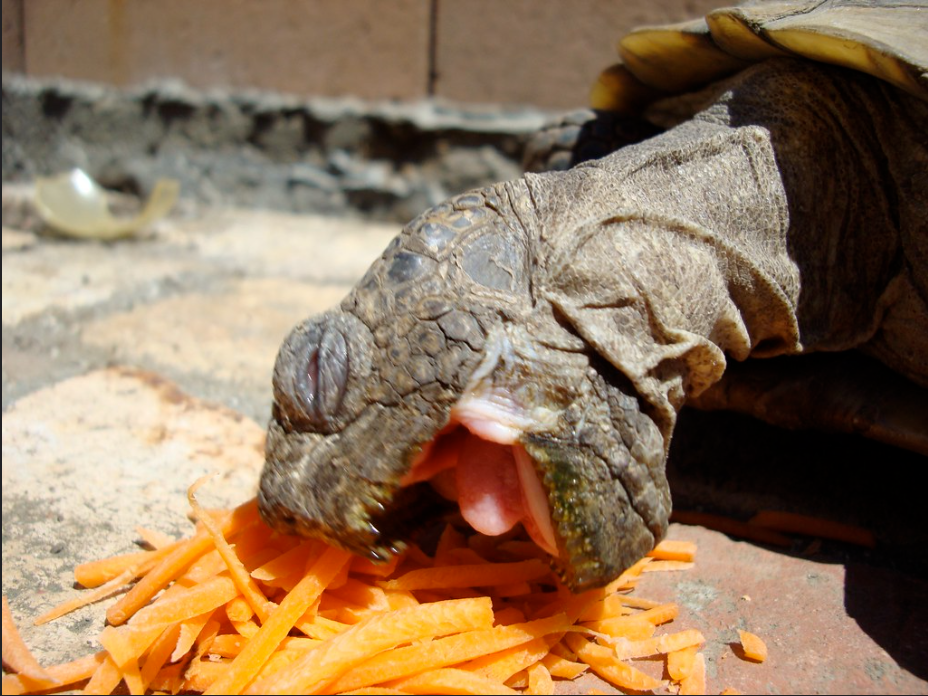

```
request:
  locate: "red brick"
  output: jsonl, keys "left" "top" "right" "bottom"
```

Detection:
{"left": 23, "top": 0, "right": 430, "bottom": 100}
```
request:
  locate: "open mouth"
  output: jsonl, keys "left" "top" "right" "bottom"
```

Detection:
{"left": 399, "top": 396, "right": 560, "bottom": 558}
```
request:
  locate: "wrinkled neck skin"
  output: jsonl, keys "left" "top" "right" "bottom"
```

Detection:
{"left": 260, "top": 59, "right": 916, "bottom": 591}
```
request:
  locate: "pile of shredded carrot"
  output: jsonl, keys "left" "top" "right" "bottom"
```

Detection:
{"left": 2, "top": 485, "right": 768, "bottom": 696}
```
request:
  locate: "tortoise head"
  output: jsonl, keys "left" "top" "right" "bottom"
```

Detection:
{"left": 259, "top": 185, "right": 670, "bottom": 591}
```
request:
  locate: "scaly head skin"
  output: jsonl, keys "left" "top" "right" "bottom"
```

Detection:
{"left": 259, "top": 183, "right": 670, "bottom": 591}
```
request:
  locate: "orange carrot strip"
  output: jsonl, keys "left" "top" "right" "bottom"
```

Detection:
{"left": 434, "top": 523, "right": 467, "bottom": 564}
{"left": 74, "top": 549, "right": 159, "bottom": 588}
{"left": 578, "top": 594, "right": 635, "bottom": 622}
{"left": 336, "top": 689, "right": 411, "bottom": 695}
{"left": 526, "top": 661, "right": 554, "bottom": 695}
{"left": 583, "top": 603, "right": 677, "bottom": 636}
{"left": 138, "top": 624, "right": 182, "bottom": 691}
{"left": 614, "top": 628, "right": 705, "bottom": 659}
{"left": 617, "top": 595, "right": 662, "bottom": 610}
{"left": 667, "top": 644, "right": 699, "bottom": 681}
{"left": 246, "top": 597, "right": 495, "bottom": 695}
{"left": 34, "top": 566, "right": 138, "bottom": 625}
{"left": 329, "top": 613, "right": 569, "bottom": 693}
{"left": 188, "top": 483, "right": 272, "bottom": 622}
{"left": 132, "top": 575, "right": 238, "bottom": 630}
{"left": 641, "top": 560, "right": 695, "bottom": 572}
{"left": 1, "top": 596, "right": 58, "bottom": 688}
{"left": 389, "top": 667, "right": 519, "bottom": 696}
{"left": 203, "top": 545, "right": 352, "bottom": 695}
{"left": 121, "top": 658, "right": 145, "bottom": 695}
{"left": 171, "top": 609, "right": 216, "bottom": 663}
{"left": 540, "top": 652, "right": 588, "bottom": 679}
{"left": 738, "top": 629, "right": 768, "bottom": 662}
{"left": 1, "top": 651, "right": 104, "bottom": 695}
{"left": 679, "top": 651, "right": 706, "bottom": 695}
{"left": 603, "top": 557, "right": 653, "bottom": 593}
{"left": 381, "top": 560, "right": 549, "bottom": 591}
{"left": 564, "top": 632, "right": 663, "bottom": 692}
{"left": 98, "top": 625, "right": 164, "bottom": 669}
{"left": 184, "top": 659, "right": 229, "bottom": 693}
{"left": 135, "top": 526, "right": 176, "bottom": 549}
{"left": 749, "top": 510, "right": 876, "bottom": 548}
{"left": 149, "top": 662, "right": 185, "bottom": 693}
{"left": 671, "top": 510, "right": 792, "bottom": 547}
{"left": 107, "top": 498, "right": 259, "bottom": 626}
{"left": 647, "top": 539, "right": 697, "bottom": 562}
{"left": 329, "top": 578, "right": 391, "bottom": 613}
{"left": 350, "top": 553, "right": 402, "bottom": 579}
{"left": 463, "top": 635, "right": 553, "bottom": 683}
{"left": 494, "top": 607, "right": 527, "bottom": 625}
{"left": 81, "top": 653, "right": 122, "bottom": 695}
{"left": 225, "top": 595, "right": 255, "bottom": 623}
{"left": 583, "top": 617, "right": 655, "bottom": 641}
{"left": 251, "top": 541, "right": 316, "bottom": 586}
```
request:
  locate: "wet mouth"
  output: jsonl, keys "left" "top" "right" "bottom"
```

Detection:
{"left": 400, "top": 398, "right": 559, "bottom": 557}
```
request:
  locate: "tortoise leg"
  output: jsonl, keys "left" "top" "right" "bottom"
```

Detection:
{"left": 689, "top": 352, "right": 928, "bottom": 456}
{"left": 522, "top": 109, "right": 661, "bottom": 173}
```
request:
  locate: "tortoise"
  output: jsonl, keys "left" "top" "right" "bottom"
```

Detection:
{"left": 258, "top": 0, "right": 928, "bottom": 591}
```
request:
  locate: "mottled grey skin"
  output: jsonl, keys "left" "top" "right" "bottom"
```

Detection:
{"left": 259, "top": 59, "right": 927, "bottom": 591}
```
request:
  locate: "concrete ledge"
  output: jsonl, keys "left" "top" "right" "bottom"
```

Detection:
{"left": 2, "top": 75, "right": 556, "bottom": 222}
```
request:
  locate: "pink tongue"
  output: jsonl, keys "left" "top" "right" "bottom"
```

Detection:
{"left": 455, "top": 434, "right": 523, "bottom": 536}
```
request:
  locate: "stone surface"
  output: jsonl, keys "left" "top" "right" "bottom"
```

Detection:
{"left": 2, "top": 76, "right": 539, "bottom": 222}
{"left": 2, "top": 367, "right": 265, "bottom": 666}
{"left": 2, "top": 202, "right": 926, "bottom": 694}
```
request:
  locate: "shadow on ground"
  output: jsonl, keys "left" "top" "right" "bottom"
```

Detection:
{"left": 668, "top": 406, "right": 928, "bottom": 680}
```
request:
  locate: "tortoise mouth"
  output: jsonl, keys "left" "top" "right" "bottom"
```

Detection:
{"left": 401, "top": 416, "right": 560, "bottom": 558}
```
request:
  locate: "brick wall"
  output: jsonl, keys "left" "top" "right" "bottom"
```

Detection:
{"left": 2, "top": 0, "right": 722, "bottom": 108}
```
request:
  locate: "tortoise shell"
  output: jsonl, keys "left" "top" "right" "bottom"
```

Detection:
{"left": 592, "top": 0, "right": 928, "bottom": 113}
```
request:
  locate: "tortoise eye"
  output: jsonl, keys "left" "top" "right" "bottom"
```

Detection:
{"left": 294, "top": 326, "right": 349, "bottom": 427}
{"left": 273, "top": 312, "right": 372, "bottom": 434}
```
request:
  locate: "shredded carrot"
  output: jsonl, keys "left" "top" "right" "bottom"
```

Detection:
{"left": 641, "top": 559, "right": 695, "bottom": 572}
{"left": 748, "top": 510, "right": 876, "bottom": 548}
{"left": 540, "top": 652, "right": 588, "bottom": 679}
{"left": 246, "top": 597, "right": 496, "bottom": 694}
{"left": 2, "top": 650, "right": 104, "bottom": 696}
{"left": 679, "top": 651, "right": 707, "bottom": 694}
{"left": 73, "top": 549, "right": 160, "bottom": 588}
{"left": 34, "top": 566, "right": 138, "bottom": 625}
{"left": 738, "top": 629, "right": 768, "bottom": 662}
{"left": 671, "top": 510, "right": 793, "bottom": 547}
{"left": 134, "top": 526, "right": 176, "bottom": 549}
{"left": 667, "top": 643, "right": 699, "bottom": 681}
{"left": 390, "top": 667, "right": 520, "bottom": 695}
{"left": 187, "top": 478, "right": 273, "bottom": 622}
{"left": 330, "top": 613, "right": 567, "bottom": 693}
{"left": 107, "top": 498, "right": 260, "bottom": 626}
{"left": 204, "top": 545, "right": 351, "bottom": 694}
{"left": 721, "top": 688, "right": 745, "bottom": 695}
{"left": 613, "top": 628, "right": 705, "bottom": 659}
{"left": 381, "top": 559, "right": 549, "bottom": 591}
{"left": 1, "top": 596, "right": 58, "bottom": 689}
{"left": 526, "top": 661, "right": 555, "bottom": 695}
{"left": 647, "top": 539, "right": 698, "bottom": 562}
{"left": 11, "top": 483, "right": 782, "bottom": 696}
{"left": 564, "top": 631, "right": 664, "bottom": 692}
